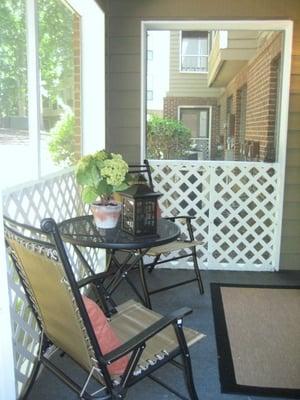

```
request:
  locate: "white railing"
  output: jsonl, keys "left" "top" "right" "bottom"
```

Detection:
{"left": 150, "top": 160, "right": 281, "bottom": 271}
{"left": 1, "top": 168, "right": 93, "bottom": 397}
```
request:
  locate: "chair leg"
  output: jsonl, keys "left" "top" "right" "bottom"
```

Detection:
{"left": 138, "top": 250, "right": 152, "bottom": 309}
{"left": 175, "top": 323, "right": 199, "bottom": 400}
{"left": 191, "top": 247, "right": 204, "bottom": 295}
{"left": 147, "top": 254, "right": 161, "bottom": 274}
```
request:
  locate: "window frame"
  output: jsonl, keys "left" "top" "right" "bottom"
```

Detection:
{"left": 1, "top": 0, "right": 105, "bottom": 187}
{"left": 178, "top": 105, "right": 212, "bottom": 159}
{"left": 179, "top": 30, "right": 209, "bottom": 74}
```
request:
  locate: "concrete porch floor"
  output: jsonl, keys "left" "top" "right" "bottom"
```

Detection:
{"left": 28, "top": 269, "right": 300, "bottom": 400}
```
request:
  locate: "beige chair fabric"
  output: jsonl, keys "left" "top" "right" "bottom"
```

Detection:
{"left": 110, "top": 299, "right": 204, "bottom": 375}
{"left": 7, "top": 236, "right": 204, "bottom": 380}
{"left": 146, "top": 240, "right": 203, "bottom": 257}
{"left": 6, "top": 237, "right": 97, "bottom": 374}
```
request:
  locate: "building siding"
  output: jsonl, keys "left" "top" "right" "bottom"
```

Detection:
{"left": 168, "top": 31, "right": 221, "bottom": 97}
{"left": 105, "top": 0, "right": 300, "bottom": 270}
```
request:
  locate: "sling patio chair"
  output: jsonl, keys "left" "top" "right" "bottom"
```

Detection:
{"left": 120, "top": 160, "right": 204, "bottom": 306}
{"left": 4, "top": 216, "right": 204, "bottom": 400}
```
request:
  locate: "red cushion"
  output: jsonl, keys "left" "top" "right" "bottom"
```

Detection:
{"left": 82, "top": 295, "right": 128, "bottom": 376}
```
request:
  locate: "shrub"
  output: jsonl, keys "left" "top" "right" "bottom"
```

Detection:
{"left": 147, "top": 115, "right": 192, "bottom": 159}
{"left": 48, "top": 113, "right": 78, "bottom": 166}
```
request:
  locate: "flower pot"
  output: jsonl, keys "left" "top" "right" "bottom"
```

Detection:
{"left": 91, "top": 202, "right": 122, "bottom": 229}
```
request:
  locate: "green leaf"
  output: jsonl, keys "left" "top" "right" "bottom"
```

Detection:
{"left": 96, "top": 180, "right": 112, "bottom": 197}
{"left": 82, "top": 187, "right": 98, "bottom": 204}
{"left": 90, "top": 164, "right": 100, "bottom": 187}
{"left": 75, "top": 163, "right": 91, "bottom": 185}
{"left": 114, "top": 182, "right": 128, "bottom": 192}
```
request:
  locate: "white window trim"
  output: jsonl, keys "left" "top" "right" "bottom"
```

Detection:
{"left": 179, "top": 30, "right": 209, "bottom": 74}
{"left": 22, "top": 0, "right": 105, "bottom": 183}
{"left": 66, "top": 0, "right": 105, "bottom": 155}
{"left": 178, "top": 105, "right": 212, "bottom": 159}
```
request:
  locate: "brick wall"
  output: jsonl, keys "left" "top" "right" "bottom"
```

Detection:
{"left": 220, "top": 32, "right": 282, "bottom": 161}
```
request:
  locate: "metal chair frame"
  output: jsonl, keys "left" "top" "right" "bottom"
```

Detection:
{"left": 4, "top": 216, "right": 201, "bottom": 400}
{"left": 124, "top": 160, "right": 204, "bottom": 308}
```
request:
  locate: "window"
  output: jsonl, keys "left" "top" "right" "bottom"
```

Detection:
{"left": 181, "top": 31, "right": 209, "bottom": 73}
{"left": 38, "top": 0, "right": 81, "bottom": 175}
{"left": 0, "top": 0, "right": 104, "bottom": 189}
{"left": 180, "top": 107, "right": 210, "bottom": 160}
{"left": 0, "top": 0, "right": 31, "bottom": 186}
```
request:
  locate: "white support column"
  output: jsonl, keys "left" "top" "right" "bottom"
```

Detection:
{"left": 0, "top": 194, "right": 16, "bottom": 400}
{"left": 26, "top": 0, "right": 41, "bottom": 179}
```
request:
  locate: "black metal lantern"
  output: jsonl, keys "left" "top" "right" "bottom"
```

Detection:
{"left": 120, "top": 184, "right": 161, "bottom": 236}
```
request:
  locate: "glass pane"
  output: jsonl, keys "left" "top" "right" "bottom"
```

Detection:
{"left": 180, "top": 109, "right": 198, "bottom": 138}
{"left": 199, "top": 111, "right": 208, "bottom": 138}
{"left": 38, "top": 0, "right": 81, "bottom": 175}
{"left": 0, "top": 0, "right": 31, "bottom": 187}
{"left": 182, "top": 38, "right": 199, "bottom": 55}
{"left": 199, "top": 38, "right": 208, "bottom": 55}
{"left": 182, "top": 56, "right": 197, "bottom": 71}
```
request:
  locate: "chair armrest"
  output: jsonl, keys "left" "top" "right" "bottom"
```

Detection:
{"left": 77, "top": 271, "right": 114, "bottom": 288}
{"left": 164, "top": 215, "right": 195, "bottom": 222}
{"left": 163, "top": 216, "right": 196, "bottom": 240}
{"left": 103, "top": 307, "right": 192, "bottom": 363}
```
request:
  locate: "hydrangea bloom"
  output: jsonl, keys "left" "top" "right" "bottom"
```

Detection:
{"left": 101, "top": 155, "right": 129, "bottom": 187}
{"left": 75, "top": 150, "right": 129, "bottom": 204}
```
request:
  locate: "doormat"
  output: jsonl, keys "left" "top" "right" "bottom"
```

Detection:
{"left": 211, "top": 283, "right": 300, "bottom": 398}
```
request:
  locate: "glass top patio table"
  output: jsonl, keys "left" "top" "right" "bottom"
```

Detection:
{"left": 58, "top": 215, "right": 180, "bottom": 250}
{"left": 58, "top": 215, "right": 180, "bottom": 309}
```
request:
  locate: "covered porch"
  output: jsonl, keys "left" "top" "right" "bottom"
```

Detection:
{"left": 0, "top": 0, "right": 300, "bottom": 399}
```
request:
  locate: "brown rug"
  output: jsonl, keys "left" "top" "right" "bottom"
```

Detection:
{"left": 211, "top": 284, "right": 300, "bottom": 398}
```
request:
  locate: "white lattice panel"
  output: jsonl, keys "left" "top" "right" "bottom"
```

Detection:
{"left": 2, "top": 169, "right": 95, "bottom": 397}
{"left": 150, "top": 160, "right": 280, "bottom": 271}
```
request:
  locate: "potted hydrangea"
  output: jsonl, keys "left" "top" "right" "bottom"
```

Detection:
{"left": 75, "top": 150, "right": 129, "bottom": 228}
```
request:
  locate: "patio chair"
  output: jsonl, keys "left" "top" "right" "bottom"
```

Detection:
{"left": 4, "top": 216, "right": 204, "bottom": 400}
{"left": 124, "top": 160, "right": 204, "bottom": 303}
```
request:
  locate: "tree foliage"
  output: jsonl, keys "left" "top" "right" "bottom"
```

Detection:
{"left": 0, "top": 0, "right": 27, "bottom": 117}
{"left": 0, "top": 0, "right": 74, "bottom": 118}
{"left": 147, "top": 115, "right": 192, "bottom": 159}
{"left": 48, "top": 112, "right": 77, "bottom": 166}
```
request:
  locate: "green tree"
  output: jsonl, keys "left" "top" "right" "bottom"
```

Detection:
{"left": 0, "top": 0, "right": 74, "bottom": 119}
{"left": 0, "top": 0, "right": 27, "bottom": 117}
{"left": 38, "top": 0, "right": 74, "bottom": 102}
{"left": 48, "top": 112, "right": 77, "bottom": 166}
{"left": 147, "top": 115, "right": 192, "bottom": 159}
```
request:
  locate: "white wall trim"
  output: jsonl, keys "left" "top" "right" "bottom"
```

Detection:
{"left": 273, "top": 23, "right": 293, "bottom": 269}
{"left": 140, "top": 22, "right": 147, "bottom": 163}
{"left": 26, "top": 0, "right": 41, "bottom": 179}
{"left": 66, "top": 0, "right": 105, "bottom": 155}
